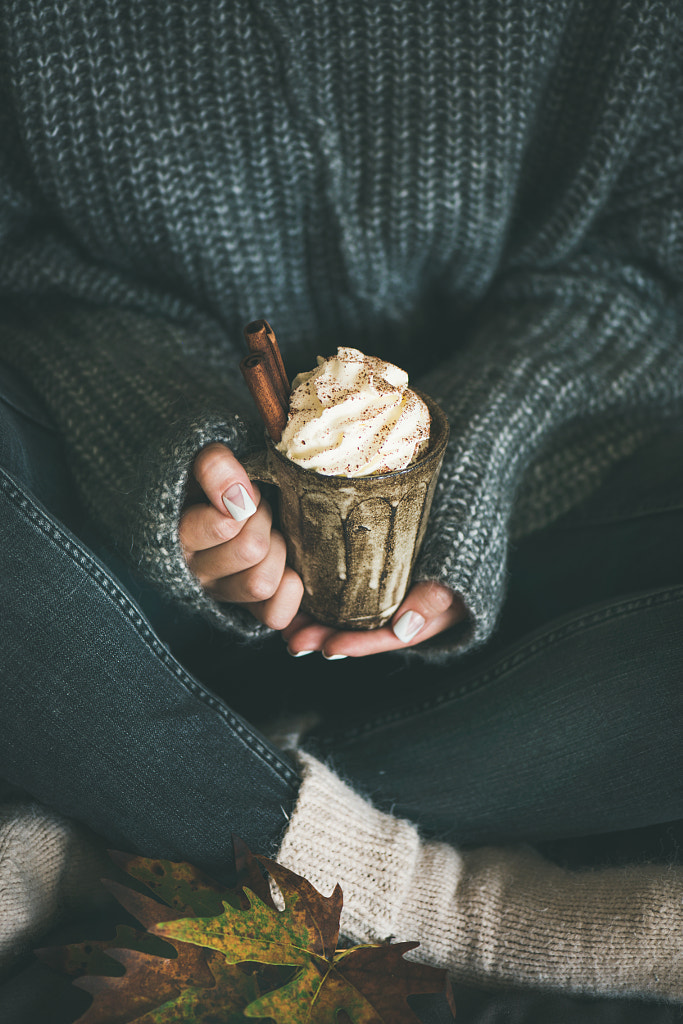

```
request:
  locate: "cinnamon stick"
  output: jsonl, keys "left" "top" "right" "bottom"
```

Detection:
{"left": 243, "top": 319, "right": 290, "bottom": 409}
{"left": 240, "top": 352, "right": 288, "bottom": 442}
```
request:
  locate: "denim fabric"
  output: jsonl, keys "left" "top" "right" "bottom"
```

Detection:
{"left": 307, "top": 430, "right": 683, "bottom": 849}
{"left": 0, "top": 363, "right": 298, "bottom": 878}
{"left": 309, "top": 585, "right": 683, "bottom": 845}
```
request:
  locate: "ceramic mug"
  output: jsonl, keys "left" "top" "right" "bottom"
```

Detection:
{"left": 242, "top": 391, "right": 449, "bottom": 630}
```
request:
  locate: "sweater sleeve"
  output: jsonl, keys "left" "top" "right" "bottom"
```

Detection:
{"left": 411, "top": 185, "right": 683, "bottom": 660}
{"left": 0, "top": 297, "right": 272, "bottom": 641}
{"left": 0, "top": 66, "right": 278, "bottom": 639}
{"left": 277, "top": 751, "right": 683, "bottom": 1002}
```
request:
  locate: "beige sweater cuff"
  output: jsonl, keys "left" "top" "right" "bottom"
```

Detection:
{"left": 277, "top": 751, "right": 683, "bottom": 1002}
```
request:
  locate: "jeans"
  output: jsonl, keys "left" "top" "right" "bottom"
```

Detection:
{"left": 2, "top": 360, "right": 683, "bottom": 1022}
{"left": 0, "top": 361, "right": 299, "bottom": 875}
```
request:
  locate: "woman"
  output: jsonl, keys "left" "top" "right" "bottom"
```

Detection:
{"left": 1, "top": 0, "right": 682, "bottom": 1016}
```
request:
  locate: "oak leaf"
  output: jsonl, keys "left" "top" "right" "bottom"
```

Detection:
{"left": 38, "top": 841, "right": 454, "bottom": 1024}
{"left": 155, "top": 854, "right": 454, "bottom": 1023}
{"left": 38, "top": 848, "right": 278, "bottom": 1024}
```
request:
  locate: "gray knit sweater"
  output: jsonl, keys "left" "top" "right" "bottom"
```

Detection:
{"left": 1, "top": 0, "right": 682, "bottom": 657}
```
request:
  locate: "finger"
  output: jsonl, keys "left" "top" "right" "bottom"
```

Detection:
{"left": 180, "top": 495, "right": 267, "bottom": 555}
{"left": 192, "top": 443, "right": 260, "bottom": 521}
{"left": 320, "top": 610, "right": 453, "bottom": 657}
{"left": 390, "top": 581, "right": 463, "bottom": 645}
{"left": 284, "top": 620, "right": 338, "bottom": 656}
{"left": 321, "top": 624, "right": 398, "bottom": 657}
{"left": 322, "top": 582, "right": 465, "bottom": 658}
{"left": 187, "top": 502, "right": 273, "bottom": 582}
{"left": 208, "top": 530, "right": 288, "bottom": 604}
{"left": 245, "top": 567, "right": 305, "bottom": 631}
{"left": 280, "top": 612, "right": 315, "bottom": 642}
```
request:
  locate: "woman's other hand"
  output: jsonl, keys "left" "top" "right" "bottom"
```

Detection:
{"left": 180, "top": 443, "right": 304, "bottom": 629}
{"left": 282, "top": 580, "right": 465, "bottom": 658}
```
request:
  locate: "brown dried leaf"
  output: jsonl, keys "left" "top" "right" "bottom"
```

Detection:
{"left": 323, "top": 943, "right": 455, "bottom": 1023}
{"left": 234, "top": 835, "right": 278, "bottom": 910}
{"left": 123, "top": 953, "right": 261, "bottom": 1024}
{"left": 36, "top": 925, "right": 173, "bottom": 978}
{"left": 71, "top": 880, "right": 216, "bottom": 1024}
{"left": 242, "top": 943, "right": 454, "bottom": 1023}
{"left": 41, "top": 843, "right": 453, "bottom": 1024}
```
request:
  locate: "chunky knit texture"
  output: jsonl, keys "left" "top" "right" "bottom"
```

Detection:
{"left": 278, "top": 753, "right": 683, "bottom": 1001}
{"left": 1, "top": 0, "right": 682, "bottom": 655}
{"left": 0, "top": 802, "right": 112, "bottom": 978}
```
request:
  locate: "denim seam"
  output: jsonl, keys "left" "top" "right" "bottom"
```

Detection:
{"left": 558, "top": 499, "right": 683, "bottom": 529}
{"left": 336, "top": 585, "right": 683, "bottom": 741}
{"left": 1, "top": 469, "right": 299, "bottom": 790}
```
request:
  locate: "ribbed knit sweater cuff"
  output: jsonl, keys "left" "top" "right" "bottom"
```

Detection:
{"left": 277, "top": 752, "right": 426, "bottom": 946}
{"left": 277, "top": 751, "right": 683, "bottom": 1002}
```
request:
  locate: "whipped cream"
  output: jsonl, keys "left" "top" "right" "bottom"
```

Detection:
{"left": 276, "top": 347, "right": 430, "bottom": 476}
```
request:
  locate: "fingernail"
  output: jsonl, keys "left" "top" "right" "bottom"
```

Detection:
{"left": 288, "top": 648, "right": 314, "bottom": 658}
{"left": 222, "top": 483, "right": 257, "bottom": 521}
{"left": 392, "top": 610, "right": 425, "bottom": 644}
{"left": 322, "top": 653, "right": 348, "bottom": 661}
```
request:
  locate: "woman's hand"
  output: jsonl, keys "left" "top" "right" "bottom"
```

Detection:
{"left": 281, "top": 580, "right": 466, "bottom": 658}
{"left": 181, "top": 443, "right": 462, "bottom": 651}
{"left": 180, "top": 443, "right": 304, "bottom": 629}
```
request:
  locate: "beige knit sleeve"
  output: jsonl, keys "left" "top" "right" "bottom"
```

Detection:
{"left": 0, "top": 802, "right": 112, "bottom": 978}
{"left": 276, "top": 752, "right": 683, "bottom": 1002}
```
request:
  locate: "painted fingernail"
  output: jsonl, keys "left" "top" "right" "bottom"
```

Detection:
{"left": 392, "top": 610, "right": 425, "bottom": 644}
{"left": 322, "top": 653, "right": 348, "bottom": 661}
{"left": 222, "top": 483, "right": 257, "bottom": 521}
{"left": 288, "top": 648, "right": 314, "bottom": 657}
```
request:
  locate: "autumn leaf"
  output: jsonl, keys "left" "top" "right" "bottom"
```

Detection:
{"left": 70, "top": 883, "right": 219, "bottom": 1024}
{"left": 232, "top": 835, "right": 281, "bottom": 911}
{"left": 295, "top": 942, "right": 454, "bottom": 1024}
{"left": 155, "top": 854, "right": 454, "bottom": 1023}
{"left": 111, "top": 952, "right": 261, "bottom": 1024}
{"left": 38, "top": 848, "right": 281, "bottom": 1024}
{"left": 36, "top": 924, "right": 174, "bottom": 979}
{"left": 38, "top": 841, "right": 454, "bottom": 1024}
{"left": 106, "top": 850, "right": 233, "bottom": 918}
{"left": 155, "top": 857, "right": 342, "bottom": 969}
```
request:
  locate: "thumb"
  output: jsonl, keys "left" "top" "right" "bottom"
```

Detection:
{"left": 391, "top": 581, "right": 464, "bottom": 645}
{"left": 192, "top": 443, "right": 260, "bottom": 522}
